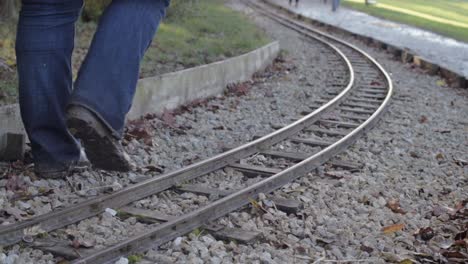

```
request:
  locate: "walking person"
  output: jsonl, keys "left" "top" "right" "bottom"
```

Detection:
{"left": 332, "top": 0, "right": 341, "bottom": 12}
{"left": 16, "top": 0, "right": 170, "bottom": 178}
{"left": 288, "top": 0, "right": 299, "bottom": 7}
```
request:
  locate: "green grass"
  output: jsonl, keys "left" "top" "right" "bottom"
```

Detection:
{"left": 342, "top": 0, "right": 468, "bottom": 42}
{"left": 141, "top": 0, "right": 270, "bottom": 76}
{"left": 0, "top": 0, "right": 270, "bottom": 104}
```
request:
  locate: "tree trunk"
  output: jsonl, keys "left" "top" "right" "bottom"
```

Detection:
{"left": 0, "top": 0, "right": 18, "bottom": 21}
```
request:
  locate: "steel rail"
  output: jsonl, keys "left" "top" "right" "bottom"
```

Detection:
{"left": 72, "top": 1, "right": 393, "bottom": 263}
{"left": 0, "top": 14, "right": 355, "bottom": 247}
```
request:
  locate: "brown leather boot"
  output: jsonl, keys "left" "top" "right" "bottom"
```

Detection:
{"left": 66, "top": 105, "right": 131, "bottom": 172}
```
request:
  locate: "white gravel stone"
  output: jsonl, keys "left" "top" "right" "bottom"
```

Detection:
{"left": 114, "top": 257, "right": 129, "bottom": 264}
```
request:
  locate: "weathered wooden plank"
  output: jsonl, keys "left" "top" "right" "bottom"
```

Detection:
{"left": 348, "top": 97, "right": 382, "bottom": 104}
{"left": 353, "top": 92, "right": 385, "bottom": 99}
{"left": 31, "top": 238, "right": 93, "bottom": 260}
{"left": 338, "top": 114, "right": 368, "bottom": 122}
{"left": 176, "top": 184, "right": 302, "bottom": 214}
{"left": 290, "top": 137, "right": 333, "bottom": 148}
{"left": 327, "top": 160, "right": 362, "bottom": 171}
{"left": 339, "top": 107, "right": 375, "bottom": 115}
{"left": 228, "top": 163, "right": 281, "bottom": 177}
{"left": 341, "top": 102, "right": 378, "bottom": 109}
{"left": 176, "top": 185, "right": 232, "bottom": 197}
{"left": 318, "top": 119, "right": 359, "bottom": 128}
{"left": 305, "top": 128, "right": 349, "bottom": 137}
{"left": 260, "top": 150, "right": 309, "bottom": 161}
{"left": 358, "top": 88, "right": 386, "bottom": 94}
{"left": 211, "top": 228, "right": 260, "bottom": 243}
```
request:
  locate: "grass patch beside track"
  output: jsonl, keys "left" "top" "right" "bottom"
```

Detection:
{"left": 0, "top": 0, "right": 269, "bottom": 105}
{"left": 342, "top": 0, "right": 468, "bottom": 43}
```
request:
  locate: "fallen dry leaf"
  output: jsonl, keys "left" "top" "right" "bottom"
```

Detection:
{"left": 441, "top": 250, "right": 468, "bottom": 259}
{"left": 398, "top": 259, "right": 413, "bottom": 264}
{"left": 125, "top": 119, "right": 153, "bottom": 143}
{"left": 435, "top": 153, "right": 445, "bottom": 161}
{"left": 160, "top": 109, "right": 176, "bottom": 127}
{"left": 386, "top": 199, "right": 406, "bottom": 214}
{"left": 419, "top": 115, "right": 428, "bottom": 123}
{"left": 382, "top": 223, "right": 405, "bottom": 234}
{"left": 227, "top": 82, "right": 251, "bottom": 96}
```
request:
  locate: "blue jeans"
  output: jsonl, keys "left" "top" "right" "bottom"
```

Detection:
{"left": 16, "top": 0, "right": 169, "bottom": 166}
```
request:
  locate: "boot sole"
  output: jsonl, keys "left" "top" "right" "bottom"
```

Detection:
{"left": 67, "top": 108, "right": 131, "bottom": 172}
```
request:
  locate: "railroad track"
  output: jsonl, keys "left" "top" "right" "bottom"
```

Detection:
{"left": 0, "top": 1, "right": 393, "bottom": 263}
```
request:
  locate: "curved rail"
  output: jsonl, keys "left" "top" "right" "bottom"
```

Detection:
{"left": 72, "top": 1, "right": 393, "bottom": 263}
{"left": 1, "top": 1, "right": 392, "bottom": 263}
{"left": 0, "top": 8, "right": 355, "bottom": 248}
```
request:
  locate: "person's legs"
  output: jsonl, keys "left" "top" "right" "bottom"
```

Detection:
{"left": 16, "top": 0, "right": 83, "bottom": 176}
{"left": 332, "top": 0, "right": 340, "bottom": 11}
{"left": 70, "top": 0, "right": 169, "bottom": 137}
{"left": 67, "top": 0, "right": 169, "bottom": 171}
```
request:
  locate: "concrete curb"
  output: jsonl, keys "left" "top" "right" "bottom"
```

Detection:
{"left": 128, "top": 41, "right": 279, "bottom": 119}
{"left": 262, "top": 0, "right": 468, "bottom": 89}
{"left": 0, "top": 41, "right": 280, "bottom": 140}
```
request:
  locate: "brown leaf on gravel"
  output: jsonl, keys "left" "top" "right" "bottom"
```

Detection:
{"left": 453, "top": 239, "right": 467, "bottom": 248}
{"left": 419, "top": 115, "right": 428, "bottom": 123}
{"left": 6, "top": 175, "right": 28, "bottom": 193}
{"left": 125, "top": 119, "right": 153, "bottom": 143}
{"left": 386, "top": 199, "right": 406, "bottom": 214}
{"left": 160, "top": 109, "right": 176, "bottom": 127}
{"left": 454, "top": 200, "right": 466, "bottom": 212}
{"left": 227, "top": 82, "right": 251, "bottom": 96}
{"left": 382, "top": 223, "right": 405, "bottom": 234}
{"left": 441, "top": 250, "right": 468, "bottom": 260}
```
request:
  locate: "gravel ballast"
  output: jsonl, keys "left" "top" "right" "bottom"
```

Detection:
{"left": 1, "top": 1, "right": 467, "bottom": 263}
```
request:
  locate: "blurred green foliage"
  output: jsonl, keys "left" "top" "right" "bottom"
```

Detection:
{"left": 166, "top": 0, "right": 199, "bottom": 22}
{"left": 81, "top": 0, "right": 112, "bottom": 22}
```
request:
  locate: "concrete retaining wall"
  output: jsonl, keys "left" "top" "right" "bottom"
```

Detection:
{"left": 0, "top": 41, "right": 280, "bottom": 138}
{"left": 128, "top": 41, "right": 279, "bottom": 119}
